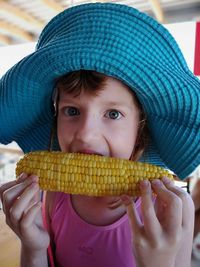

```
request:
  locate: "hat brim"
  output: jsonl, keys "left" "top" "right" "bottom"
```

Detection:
{"left": 0, "top": 3, "right": 200, "bottom": 179}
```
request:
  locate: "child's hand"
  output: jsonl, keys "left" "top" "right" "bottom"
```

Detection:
{"left": 0, "top": 173, "right": 50, "bottom": 252}
{"left": 120, "top": 177, "right": 194, "bottom": 267}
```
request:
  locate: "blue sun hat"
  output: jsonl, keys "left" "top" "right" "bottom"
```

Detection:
{"left": 0, "top": 3, "right": 199, "bottom": 179}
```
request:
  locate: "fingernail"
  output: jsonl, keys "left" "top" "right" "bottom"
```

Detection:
{"left": 140, "top": 180, "right": 150, "bottom": 189}
{"left": 162, "top": 176, "right": 171, "bottom": 184}
{"left": 18, "top": 172, "right": 27, "bottom": 181}
{"left": 120, "top": 195, "right": 132, "bottom": 206}
{"left": 31, "top": 175, "right": 39, "bottom": 182}
{"left": 24, "top": 175, "right": 38, "bottom": 186}
{"left": 151, "top": 179, "right": 162, "bottom": 186}
{"left": 16, "top": 173, "right": 27, "bottom": 183}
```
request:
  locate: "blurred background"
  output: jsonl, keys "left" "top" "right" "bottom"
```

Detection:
{"left": 0, "top": 1, "right": 200, "bottom": 266}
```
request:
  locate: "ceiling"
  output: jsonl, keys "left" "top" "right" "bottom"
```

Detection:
{"left": 0, "top": 0, "right": 200, "bottom": 46}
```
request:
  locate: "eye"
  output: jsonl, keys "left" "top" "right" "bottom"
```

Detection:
{"left": 105, "top": 109, "right": 122, "bottom": 120}
{"left": 63, "top": 107, "right": 80, "bottom": 116}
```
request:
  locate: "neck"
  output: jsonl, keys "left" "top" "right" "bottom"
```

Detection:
{"left": 71, "top": 195, "right": 133, "bottom": 226}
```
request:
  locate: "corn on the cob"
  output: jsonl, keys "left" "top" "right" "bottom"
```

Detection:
{"left": 16, "top": 151, "right": 173, "bottom": 196}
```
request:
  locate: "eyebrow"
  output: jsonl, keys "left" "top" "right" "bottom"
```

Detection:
{"left": 102, "top": 100, "right": 129, "bottom": 106}
{"left": 59, "top": 97, "right": 134, "bottom": 110}
{"left": 101, "top": 100, "right": 134, "bottom": 110}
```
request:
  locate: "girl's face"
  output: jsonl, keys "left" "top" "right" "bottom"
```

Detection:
{"left": 57, "top": 77, "right": 140, "bottom": 160}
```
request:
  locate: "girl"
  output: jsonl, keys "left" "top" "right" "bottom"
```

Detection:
{"left": 0, "top": 3, "right": 199, "bottom": 267}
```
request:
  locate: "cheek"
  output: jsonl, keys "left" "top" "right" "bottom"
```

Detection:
{"left": 57, "top": 118, "right": 65, "bottom": 149}
{"left": 121, "top": 126, "right": 138, "bottom": 149}
{"left": 108, "top": 122, "right": 139, "bottom": 159}
{"left": 57, "top": 116, "right": 72, "bottom": 150}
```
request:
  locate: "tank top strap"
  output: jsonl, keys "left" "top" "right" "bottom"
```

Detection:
{"left": 41, "top": 191, "right": 55, "bottom": 267}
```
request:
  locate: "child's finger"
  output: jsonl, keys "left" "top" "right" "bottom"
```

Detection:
{"left": 0, "top": 173, "right": 28, "bottom": 202}
{"left": 0, "top": 181, "right": 18, "bottom": 200}
{"left": 162, "top": 177, "right": 194, "bottom": 228}
{"left": 151, "top": 179, "right": 182, "bottom": 232}
{"left": 2, "top": 175, "right": 39, "bottom": 213}
{"left": 121, "top": 195, "right": 142, "bottom": 233}
{"left": 20, "top": 202, "right": 50, "bottom": 251}
{"left": 20, "top": 201, "right": 42, "bottom": 232}
{"left": 9, "top": 182, "right": 40, "bottom": 226}
{"left": 16, "top": 172, "right": 28, "bottom": 182}
{"left": 140, "top": 180, "right": 161, "bottom": 237}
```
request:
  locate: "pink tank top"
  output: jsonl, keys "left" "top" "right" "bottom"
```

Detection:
{"left": 50, "top": 193, "right": 142, "bottom": 267}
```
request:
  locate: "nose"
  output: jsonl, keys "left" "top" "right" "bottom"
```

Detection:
{"left": 74, "top": 114, "right": 99, "bottom": 143}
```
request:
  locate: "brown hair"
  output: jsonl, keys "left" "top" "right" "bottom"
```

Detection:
{"left": 55, "top": 70, "right": 149, "bottom": 161}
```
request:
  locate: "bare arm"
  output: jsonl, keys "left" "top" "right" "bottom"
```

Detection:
{"left": 20, "top": 246, "right": 48, "bottom": 267}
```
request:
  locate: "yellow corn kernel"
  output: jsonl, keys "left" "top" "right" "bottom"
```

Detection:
{"left": 16, "top": 151, "right": 173, "bottom": 196}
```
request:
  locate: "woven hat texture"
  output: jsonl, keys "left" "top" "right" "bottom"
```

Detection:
{"left": 0, "top": 3, "right": 199, "bottom": 179}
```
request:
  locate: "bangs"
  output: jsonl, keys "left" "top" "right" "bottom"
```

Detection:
{"left": 56, "top": 70, "right": 107, "bottom": 97}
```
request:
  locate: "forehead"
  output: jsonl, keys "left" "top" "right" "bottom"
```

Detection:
{"left": 58, "top": 76, "right": 136, "bottom": 104}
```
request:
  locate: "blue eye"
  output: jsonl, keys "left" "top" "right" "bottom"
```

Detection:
{"left": 64, "top": 107, "right": 80, "bottom": 116}
{"left": 106, "top": 110, "right": 122, "bottom": 120}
